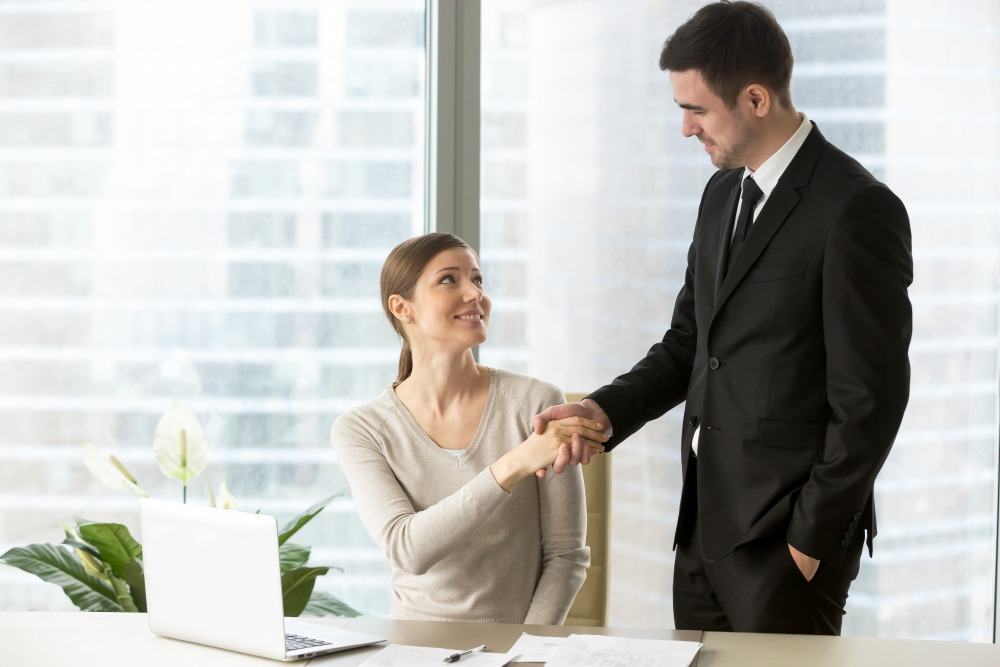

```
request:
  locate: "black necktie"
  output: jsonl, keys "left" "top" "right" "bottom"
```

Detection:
{"left": 727, "top": 176, "right": 764, "bottom": 273}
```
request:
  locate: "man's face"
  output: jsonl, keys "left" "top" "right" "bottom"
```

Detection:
{"left": 669, "top": 69, "right": 756, "bottom": 170}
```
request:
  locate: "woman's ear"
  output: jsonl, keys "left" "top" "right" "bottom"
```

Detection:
{"left": 388, "top": 295, "right": 411, "bottom": 324}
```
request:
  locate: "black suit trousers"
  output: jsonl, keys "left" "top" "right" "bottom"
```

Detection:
{"left": 672, "top": 458, "right": 865, "bottom": 635}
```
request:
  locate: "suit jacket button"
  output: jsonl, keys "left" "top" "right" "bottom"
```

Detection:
{"left": 853, "top": 511, "right": 862, "bottom": 521}
{"left": 841, "top": 539, "right": 849, "bottom": 547}
{"left": 708, "top": 357, "right": 720, "bottom": 370}
{"left": 688, "top": 416, "right": 699, "bottom": 427}
{"left": 849, "top": 521, "right": 858, "bottom": 529}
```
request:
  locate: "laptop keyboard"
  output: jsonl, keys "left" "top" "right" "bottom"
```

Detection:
{"left": 285, "top": 633, "right": 334, "bottom": 651}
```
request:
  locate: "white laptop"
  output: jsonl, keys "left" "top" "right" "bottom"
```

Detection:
{"left": 139, "top": 497, "right": 385, "bottom": 661}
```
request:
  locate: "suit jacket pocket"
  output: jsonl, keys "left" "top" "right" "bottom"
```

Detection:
{"left": 750, "top": 263, "right": 807, "bottom": 283}
{"left": 759, "top": 419, "right": 826, "bottom": 449}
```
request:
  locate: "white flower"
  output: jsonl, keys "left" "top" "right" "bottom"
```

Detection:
{"left": 153, "top": 401, "right": 208, "bottom": 483}
{"left": 81, "top": 443, "right": 147, "bottom": 496}
{"left": 217, "top": 478, "right": 238, "bottom": 510}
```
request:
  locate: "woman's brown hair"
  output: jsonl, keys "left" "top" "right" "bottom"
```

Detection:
{"left": 380, "top": 232, "right": 474, "bottom": 383}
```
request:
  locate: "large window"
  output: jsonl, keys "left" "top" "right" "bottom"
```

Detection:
{"left": 0, "top": 0, "right": 425, "bottom": 616}
{"left": 4, "top": 0, "right": 1000, "bottom": 642}
{"left": 479, "top": 0, "right": 1000, "bottom": 641}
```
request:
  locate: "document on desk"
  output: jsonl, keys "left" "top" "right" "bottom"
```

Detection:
{"left": 545, "top": 634, "right": 703, "bottom": 667}
{"left": 356, "top": 643, "right": 512, "bottom": 667}
{"left": 503, "top": 632, "right": 567, "bottom": 662}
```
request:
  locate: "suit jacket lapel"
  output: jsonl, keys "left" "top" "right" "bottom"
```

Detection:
{"left": 714, "top": 184, "right": 741, "bottom": 298}
{"left": 712, "top": 125, "right": 827, "bottom": 319}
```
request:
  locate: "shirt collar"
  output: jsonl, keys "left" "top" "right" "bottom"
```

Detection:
{"left": 743, "top": 113, "right": 812, "bottom": 196}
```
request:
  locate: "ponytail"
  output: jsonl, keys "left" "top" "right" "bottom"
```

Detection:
{"left": 396, "top": 339, "right": 413, "bottom": 384}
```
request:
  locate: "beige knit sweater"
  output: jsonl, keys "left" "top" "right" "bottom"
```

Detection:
{"left": 330, "top": 368, "right": 589, "bottom": 624}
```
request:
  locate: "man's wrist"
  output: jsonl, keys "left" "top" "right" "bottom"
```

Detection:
{"left": 581, "top": 398, "right": 613, "bottom": 437}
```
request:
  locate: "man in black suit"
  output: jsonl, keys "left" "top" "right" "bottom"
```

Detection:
{"left": 534, "top": 1, "right": 912, "bottom": 634}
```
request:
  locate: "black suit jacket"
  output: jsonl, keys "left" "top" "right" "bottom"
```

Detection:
{"left": 589, "top": 123, "right": 912, "bottom": 565}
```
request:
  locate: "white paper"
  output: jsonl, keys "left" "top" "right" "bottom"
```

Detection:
{"left": 357, "top": 643, "right": 512, "bottom": 667}
{"left": 545, "top": 634, "right": 703, "bottom": 667}
{"left": 502, "top": 632, "right": 568, "bottom": 662}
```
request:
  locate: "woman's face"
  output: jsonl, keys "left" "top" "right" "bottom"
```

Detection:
{"left": 403, "top": 247, "right": 491, "bottom": 351}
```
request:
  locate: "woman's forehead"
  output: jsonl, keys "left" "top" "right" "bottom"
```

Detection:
{"left": 426, "top": 247, "right": 480, "bottom": 271}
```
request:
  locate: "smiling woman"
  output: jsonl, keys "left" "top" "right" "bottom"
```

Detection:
{"left": 329, "top": 232, "right": 607, "bottom": 624}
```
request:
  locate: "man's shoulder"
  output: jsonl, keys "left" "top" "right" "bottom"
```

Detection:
{"left": 804, "top": 126, "right": 890, "bottom": 192}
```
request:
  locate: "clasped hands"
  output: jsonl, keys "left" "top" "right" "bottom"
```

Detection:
{"left": 531, "top": 398, "right": 611, "bottom": 479}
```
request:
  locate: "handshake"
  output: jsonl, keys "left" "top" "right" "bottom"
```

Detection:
{"left": 490, "top": 396, "right": 612, "bottom": 493}
{"left": 531, "top": 398, "right": 612, "bottom": 479}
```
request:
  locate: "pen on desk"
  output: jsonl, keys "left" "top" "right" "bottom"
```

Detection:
{"left": 443, "top": 644, "right": 486, "bottom": 663}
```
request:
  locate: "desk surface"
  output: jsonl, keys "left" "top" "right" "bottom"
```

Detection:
{"left": 319, "top": 617, "right": 695, "bottom": 665}
{"left": 2, "top": 612, "right": 999, "bottom": 667}
{"left": 698, "top": 630, "right": 1000, "bottom": 667}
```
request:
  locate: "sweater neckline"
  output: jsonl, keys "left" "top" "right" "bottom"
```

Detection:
{"left": 388, "top": 367, "right": 497, "bottom": 465}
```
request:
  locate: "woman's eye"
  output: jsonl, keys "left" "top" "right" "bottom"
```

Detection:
{"left": 473, "top": 276, "right": 484, "bottom": 286}
{"left": 440, "top": 275, "right": 455, "bottom": 284}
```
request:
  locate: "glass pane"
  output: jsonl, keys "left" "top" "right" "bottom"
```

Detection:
{"left": 480, "top": 0, "right": 999, "bottom": 640}
{"left": 0, "top": 0, "right": 426, "bottom": 617}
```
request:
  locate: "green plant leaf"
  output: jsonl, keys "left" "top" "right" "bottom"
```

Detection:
{"left": 0, "top": 544, "right": 122, "bottom": 611}
{"left": 278, "top": 542, "right": 310, "bottom": 573}
{"left": 122, "top": 557, "right": 146, "bottom": 612}
{"left": 78, "top": 522, "right": 143, "bottom": 579}
{"left": 281, "top": 566, "right": 329, "bottom": 617}
{"left": 277, "top": 490, "right": 344, "bottom": 546}
{"left": 102, "top": 562, "right": 138, "bottom": 613}
{"left": 302, "top": 591, "right": 361, "bottom": 618}
{"left": 61, "top": 536, "right": 100, "bottom": 560}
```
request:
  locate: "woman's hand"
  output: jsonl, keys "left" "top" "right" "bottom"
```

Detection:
{"left": 490, "top": 417, "right": 608, "bottom": 492}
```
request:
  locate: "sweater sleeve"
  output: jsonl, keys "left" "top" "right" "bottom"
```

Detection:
{"left": 523, "top": 383, "right": 591, "bottom": 625}
{"left": 524, "top": 463, "right": 590, "bottom": 624}
{"left": 331, "top": 411, "right": 510, "bottom": 576}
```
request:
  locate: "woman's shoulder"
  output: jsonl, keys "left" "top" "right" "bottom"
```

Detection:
{"left": 492, "top": 368, "right": 565, "bottom": 414}
{"left": 330, "top": 387, "right": 398, "bottom": 450}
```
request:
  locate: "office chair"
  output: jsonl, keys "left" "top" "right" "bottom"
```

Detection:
{"left": 563, "top": 392, "right": 611, "bottom": 627}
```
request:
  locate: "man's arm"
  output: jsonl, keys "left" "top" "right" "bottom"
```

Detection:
{"left": 532, "top": 170, "right": 731, "bottom": 474}
{"left": 787, "top": 184, "right": 913, "bottom": 564}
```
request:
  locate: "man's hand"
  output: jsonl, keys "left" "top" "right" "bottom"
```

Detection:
{"left": 532, "top": 399, "right": 611, "bottom": 477}
{"left": 788, "top": 543, "right": 820, "bottom": 582}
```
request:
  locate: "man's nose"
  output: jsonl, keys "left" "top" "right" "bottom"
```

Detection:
{"left": 681, "top": 110, "right": 699, "bottom": 138}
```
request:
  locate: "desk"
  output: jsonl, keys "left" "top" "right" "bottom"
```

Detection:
{"left": 0, "top": 613, "right": 693, "bottom": 666}
{"left": 2, "top": 612, "right": 999, "bottom": 666}
{"left": 698, "top": 630, "right": 1000, "bottom": 667}
{"left": 317, "top": 617, "right": 694, "bottom": 665}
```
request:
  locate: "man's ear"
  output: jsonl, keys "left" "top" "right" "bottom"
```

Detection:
{"left": 387, "top": 294, "right": 411, "bottom": 324}
{"left": 745, "top": 84, "right": 771, "bottom": 117}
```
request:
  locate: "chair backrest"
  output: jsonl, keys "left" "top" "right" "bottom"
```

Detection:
{"left": 563, "top": 392, "right": 611, "bottom": 627}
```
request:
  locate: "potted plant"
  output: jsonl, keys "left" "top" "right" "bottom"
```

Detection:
{"left": 1, "top": 402, "right": 359, "bottom": 618}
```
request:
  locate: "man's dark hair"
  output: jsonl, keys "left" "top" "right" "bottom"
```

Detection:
{"left": 659, "top": 1, "right": 793, "bottom": 110}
